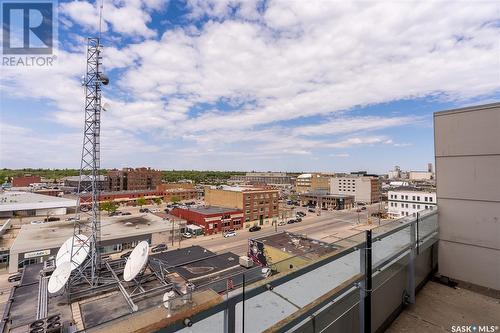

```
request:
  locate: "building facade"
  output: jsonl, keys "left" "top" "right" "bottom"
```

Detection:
{"left": 295, "top": 173, "right": 330, "bottom": 193}
{"left": 107, "top": 167, "right": 162, "bottom": 191}
{"left": 204, "top": 186, "right": 279, "bottom": 228}
{"left": 299, "top": 193, "right": 354, "bottom": 210}
{"left": 0, "top": 191, "right": 77, "bottom": 218}
{"left": 387, "top": 189, "right": 436, "bottom": 218}
{"left": 170, "top": 206, "right": 244, "bottom": 235}
{"left": 434, "top": 103, "right": 500, "bottom": 291}
{"left": 408, "top": 171, "right": 433, "bottom": 181}
{"left": 64, "top": 175, "right": 108, "bottom": 191}
{"left": 85, "top": 188, "right": 197, "bottom": 206}
{"left": 330, "top": 175, "right": 380, "bottom": 203}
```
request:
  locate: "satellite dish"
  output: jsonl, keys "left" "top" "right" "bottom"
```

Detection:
{"left": 56, "top": 234, "right": 90, "bottom": 271}
{"left": 123, "top": 241, "right": 149, "bottom": 282}
{"left": 162, "top": 290, "right": 176, "bottom": 309}
{"left": 48, "top": 261, "right": 71, "bottom": 294}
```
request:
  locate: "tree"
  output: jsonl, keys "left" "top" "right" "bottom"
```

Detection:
{"left": 171, "top": 195, "right": 181, "bottom": 203}
{"left": 100, "top": 201, "right": 118, "bottom": 215}
{"left": 136, "top": 197, "right": 147, "bottom": 207}
{"left": 153, "top": 197, "right": 162, "bottom": 206}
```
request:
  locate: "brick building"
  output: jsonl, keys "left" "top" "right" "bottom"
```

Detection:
{"left": 107, "top": 167, "right": 162, "bottom": 191}
{"left": 204, "top": 186, "right": 279, "bottom": 228}
{"left": 170, "top": 206, "right": 244, "bottom": 235}
{"left": 80, "top": 188, "right": 197, "bottom": 206}
{"left": 11, "top": 175, "right": 42, "bottom": 187}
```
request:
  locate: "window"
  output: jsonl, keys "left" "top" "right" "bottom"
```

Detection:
{"left": 417, "top": 196, "right": 420, "bottom": 201}
{"left": 412, "top": 196, "right": 415, "bottom": 201}
{"left": 417, "top": 205, "right": 420, "bottom": 209}
{"left": 429, "top": 197, "right": 433, "bottom": 202}
{"left": 425, "top": 197, "right": 428, "bottom": 202}
{"left": 412, "top": 204, "right": 416, "bottom": 209}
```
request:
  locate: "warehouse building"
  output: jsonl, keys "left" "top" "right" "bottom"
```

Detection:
{"left": 170, "top": 206, "right": 244, "bottom": 235}
{"left": 0, "top": 191, "right": 77, "bottom": 218}
{"left": 204, "top": 186, "right": 279, "bottom": 228}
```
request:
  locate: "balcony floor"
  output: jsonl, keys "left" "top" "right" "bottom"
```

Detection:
{"left": 387, "top": 281, "right": 500, "bottom": 332}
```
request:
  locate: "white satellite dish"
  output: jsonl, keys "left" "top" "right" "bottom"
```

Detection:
{"left": 48, "top": 261, "right": 71, "bottom": 294}
{"left": 123, "top": 241, "right": 149, "bottom": 282}
{"left": 162, "top": 290, "right": 176, "bottom": 309}
{"left": 56, "top": 234, "right": 90, "bottom": 271}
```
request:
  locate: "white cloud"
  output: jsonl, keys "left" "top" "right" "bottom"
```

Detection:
{"left": 1, "top": 1, "right": 499, "bottom": 169}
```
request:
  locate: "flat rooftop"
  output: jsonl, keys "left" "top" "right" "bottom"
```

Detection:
{"left": 10, "top": 213, "right": 184, "bottom": 253}
{"left": 0, "top": 191, "right": 77, "bottom": 212}
{"left": 209, "top": 185, "right": 277, "bottom": 193}
{"left": 177, "top": 206, "right": 242, "bottom": 215}
{"left": 254, "top": 232, "right": 340, "bottom": 260}
{"left": 300, "top": 192, "right": 354, "bottom": 199}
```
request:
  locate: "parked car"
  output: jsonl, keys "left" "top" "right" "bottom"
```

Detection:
{"left": 361, "top": 206, "right": 367, "bottom": 211}
{"left": 164, "top": 208, "right": 170, "bottom": 213}
{"left": 249, "top": 225, "right": 261, "bottom": 232}
{"left": 308, "top": 208, "right": 315, "bottom": 213}
{"left": 182, "top": 232, "right": 192, "bottom": 238}
{"left": 287, "top": 219, "right": 296, "bottom": 224}
{"left": 30, "top": 220, "right": 45, "bottom": 225}
{"left": 139, "top": 208, "right": 149, "bottom": 213}
{"left": 120, "top": 250, "right": 132, "bottom": 259}
{"left": 8, "top": 273, "right": 22, "bottom": 283}
{"left": 223, "top": 230, "right": 237, "bottom": 238}
{"left": 152, "top": 244, "right": 167, "bottom": 253}
{"left": 65, "top": 217, "right": 78, "bottom": 221}
{"left": 121, "top": 212, "right": 132, "bottom": 215}
{"left": 295, "top": 217, "right": 302, "bottom": 222}
{"left": 44, "top": 217, "right": 60, "bottom": 222}
{"left": 150, "top": 208, "right": 160, "bottom": 213}
{"left": 278, "top": 221, "right": 286, "bottom": 226}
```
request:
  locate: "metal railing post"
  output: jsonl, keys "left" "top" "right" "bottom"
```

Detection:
{"left": 224, "top": 298, "right": 236, "bottom": 333}
{"left": 359, "top": 230, "right": 372, "bottom": 333}
{"left": 408, "top": 220, "right": 416, "bottom": 304}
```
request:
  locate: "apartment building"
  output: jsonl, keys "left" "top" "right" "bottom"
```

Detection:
{"left": 107, "top": 167, "right": 162, "bottom": 191}
{"left": 387, "top": 189, "right": 436, "bottom": 218}
{"left": 295, "top": 173, "right": 330, "bottom": 193}
{"left": 330, "top": 174, "right": 380, "bottom": 203}
{"left": 434, "top": 102, "right": 500, "bottom": 291}
{"left": 204, "top": 186, "right": 279, "bottom": 228}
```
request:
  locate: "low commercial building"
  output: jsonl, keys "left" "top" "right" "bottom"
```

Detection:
{"left": 248, "top": 232, "right": 341, "bottom": 273}
{"left": 330, "top": 174, "right": 381, "bottom": 203}
{"left": 64, "top": 175, "right": 108, "bottom": 191}
{"left": 0, "top": 191, "right": 77, "bottom": 218}
{"left": 299, "top": 192, "right": 355, "bottom": 210}
{"left": 11, "top": 175, "right": 42, "bottom": 187}
{"left": 8, "top": 213, "right": 186, "bottom": 273}
{"left": 170, "top": 206, "right": 244, "bottom": 235}
{"left": 204, "top": 186, "right": 279, "bottom": 228}
{"left": 80, "top": 188, "right": 197, "bottom": 205}
{"left": 387, "top": 188, "right": 436, "bottom": 218}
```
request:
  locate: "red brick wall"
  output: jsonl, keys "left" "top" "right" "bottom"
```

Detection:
{"left": 170, "top": 207, "right": 243, "bottom": 235}
{"left": 12, "top": 176, "right": 41, "bottom": 187}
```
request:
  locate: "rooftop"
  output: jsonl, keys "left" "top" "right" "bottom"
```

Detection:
{"left": 209, "top": 185, "right": 277, "bottom": 193}
{"left": 175, "top": 206, "right": 242, "bottom": 215}
{"left": 10, "top": 213, "right": 185, "bottom": 253}
{"left": 0, "top": 191, "right": 77, "bottom": 212}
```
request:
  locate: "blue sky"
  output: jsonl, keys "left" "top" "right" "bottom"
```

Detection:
{"left": 1, "top": 0, "right": 499, "bottom": 173}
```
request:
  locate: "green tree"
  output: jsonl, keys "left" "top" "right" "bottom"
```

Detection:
{"left": 136, "top": 197, "right": 147, "bottom": 207}
{"left": 100, "top": 201, "right": 118, "bottom": 215}
{"left": 171, "top": 195, "right": 181, "bottom": 203}
{"left": 153, "top": 197, "right": 162, "bottom": 206}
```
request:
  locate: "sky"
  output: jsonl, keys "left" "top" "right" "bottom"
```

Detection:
{"left": 0, "top": 0, "right": 499, "bottom": 173}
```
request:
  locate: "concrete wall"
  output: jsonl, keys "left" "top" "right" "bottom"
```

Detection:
{"left": 204, "top": 188, "right": 243, "bottom": 209}
{"left": 434, "top": 103, "right": 500, "bottom": 291}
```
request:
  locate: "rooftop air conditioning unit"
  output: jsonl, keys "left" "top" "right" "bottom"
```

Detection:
{"left": 239, "top": 256, "right": 253, "bottom": 268}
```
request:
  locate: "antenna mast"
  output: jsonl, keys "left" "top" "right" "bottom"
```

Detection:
{"left": 70, "top": 1, "right": 108, "bottom": 289}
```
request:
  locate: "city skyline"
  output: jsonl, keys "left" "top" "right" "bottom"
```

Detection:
{"left": 1, "top": 0, "right": 499, "bottom": 173}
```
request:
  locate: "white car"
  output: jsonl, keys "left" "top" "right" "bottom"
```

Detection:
{"left": 182, "top": 232, "right": 192, "bottom": 238}
{"left": 150, "top": 208, "right": 160, "bottom": 213}
{"left": 30, "top": 220, "right": 45, "bottom": 225}
{"left": 223, "top": 230, "right": 236, "bottom": 238}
